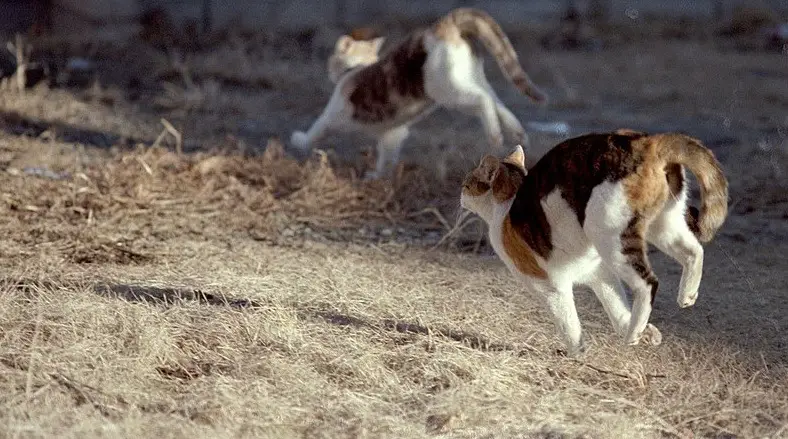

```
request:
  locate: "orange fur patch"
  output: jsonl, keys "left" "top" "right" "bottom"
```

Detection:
{"left": 613, "top": 128, "right": 647, "bottom": 137}
{"left": 432, "top": 20, "right": 463, "bottom": 44}
{"left": 623, "top": 138, "right": 669, "bottom": 216}
{"left": 349, "top": 27, "right": 380, "bottom": 41}
{"left": 501, "top": 217, "right": 547, "bottom": 279}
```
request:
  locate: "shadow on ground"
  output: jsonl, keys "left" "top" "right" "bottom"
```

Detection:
{"left": 86, "top": 282, "right": 530, "bottom": 356}
{"left": 0, "top": 110, "right": 145, "bottom": 149}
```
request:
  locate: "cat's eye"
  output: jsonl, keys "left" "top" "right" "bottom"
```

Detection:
{"left": 464, "top": 179, "right": 489, "bottom": 194}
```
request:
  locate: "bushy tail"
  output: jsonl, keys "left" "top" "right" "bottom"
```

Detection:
{"left": 657, "top": 134, "right": 729, "bottom": 242}
{"left": 444, "top": 8, "right": 548, "bottom": 103}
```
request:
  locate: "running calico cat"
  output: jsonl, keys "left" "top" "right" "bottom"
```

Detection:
{"left": 460, "top": 130, "right": 729, "bottom": 355}
{"left": 290, "top": 8, "right": 548, "bottom": 179}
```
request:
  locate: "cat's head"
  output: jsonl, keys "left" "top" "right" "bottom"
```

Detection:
{"left": 460, "top": 145, "right": 527, "bottom": 221}
{"left": 327, "top": 35, "right": 386, "bottom": 83}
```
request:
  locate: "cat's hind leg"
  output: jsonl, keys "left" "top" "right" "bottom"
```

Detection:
{"left": 442, "top": 85, "right": 503, "bottom": 148}
{"left": 425, "top": 52, "right": 504, "bottom": 148}
{"left": 472, "top": 58, "right": 528, "bottom": 146}
{"left": 586, "top": 265, "right": 662, "bottom": 345}
{"left": 365, "top": 125, "right": 410, "bottom": 180}
{"left": 647, "top": 165, "right": 704, "bottom": 308}
{"left": 584, "top": 184, "right": 660, "bottom": 346}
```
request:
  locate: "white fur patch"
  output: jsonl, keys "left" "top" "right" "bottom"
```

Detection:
{"left": 292, "top": 30, "right": 532, "bottom": 178}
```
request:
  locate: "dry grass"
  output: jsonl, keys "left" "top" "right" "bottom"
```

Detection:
{"left": 0, "top": 15, "right": 787, "bottom": 439}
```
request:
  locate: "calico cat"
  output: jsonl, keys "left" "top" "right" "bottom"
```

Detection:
{"left": 290, "top": 8, "right": 548, "bottom": 179}
{"left": 460, "top": 130, "right": 729, "bottom": 355}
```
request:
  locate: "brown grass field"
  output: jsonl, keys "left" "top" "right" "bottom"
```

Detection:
{"left": 0, "top": 11, "right": 787, "bottom": 439}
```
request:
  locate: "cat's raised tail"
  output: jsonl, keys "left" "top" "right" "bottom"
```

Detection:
{"left": 441, "top": 8, "right": 548, "bottom": 103}
{"left": 657, "top": 134, "right": 729, "bottom": 243}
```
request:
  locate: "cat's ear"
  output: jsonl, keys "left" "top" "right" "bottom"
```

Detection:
{"left": 335, "top": 35, "right": 354, "bottom": 53}
{"left": 477, "top": 155, "right": 501, "bottom": 184}
{"left": 502, "top": 144, "right": 526, "bottom": 171}
{"left": 370, "top": 37, "right": 386, "bottom": 52}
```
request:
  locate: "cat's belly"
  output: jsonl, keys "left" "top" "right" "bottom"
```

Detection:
{"left": 355, "top": 100, "right": 435, "bottom": 132}
{"left": 546, "top": 247, "right": 602, "bottom": 285}
{"left": 539, "top": 189, "right": 602, "bottom": 282}
{"left": 490, "top": 230, "right": 600, "bottom": 286}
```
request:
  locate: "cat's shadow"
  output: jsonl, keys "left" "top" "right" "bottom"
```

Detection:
{"left": 90, "top": 282, "right": 529, "bottom": 356}
{"left": 8, "top": 274, "right": 784, "bottom": 369}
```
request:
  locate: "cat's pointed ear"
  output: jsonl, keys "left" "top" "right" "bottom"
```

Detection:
{"left": 502, "top": 144, "right": 526, "bottom": 171}
{"left": 335, "top": 35, "right": 354, "bottom": 53}
{"left": 477, "top": 155, "right": 501, "bottom": 184}
{"left": 370, "top": 37, "right": 386, "bottom": 52}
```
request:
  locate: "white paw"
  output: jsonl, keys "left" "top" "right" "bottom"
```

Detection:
{"left": 678, "top": 291, "right": 698, "bottom": 308}
{"left": 625, "top": 327, "right": 643, "bottom": 346}
{"left": 641, "top": 324, "right": 662, "bottom": 346}
{"left": 563, "top": 334, "right": 588, "bottom": 358}
{"left": 625, "top": 323, "right": 662, "bottom": 346}
{"left": 290, "top": 131, "right": 310, "bottom": 152}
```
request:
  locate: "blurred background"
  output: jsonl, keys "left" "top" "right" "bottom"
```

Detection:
{"left": 2, "top": 0, "right": 788, "bottom": 35}
{"left": 0, "top": 0, "right": 785, "bottom": 233}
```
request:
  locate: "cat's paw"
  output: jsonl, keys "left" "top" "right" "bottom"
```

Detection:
{"left": 678, "top": 290, "right": 698, "bottom": 308}
{"left": 625, "top": 324, "right": 662, "bottom": 346}
{"left": 567, "top": 344, "right": 587, "bottom": 358}
{"left": 640, "top": 324, "right": 662, "bottom": 346}
{"left": 625, "top": 329, "right": 642, "bottom": 346}
{"left": 289, "top": 131, "right": 311, "bottom": 152}
{"left": 558, "top": 334, "right": 588, "bottom": 358}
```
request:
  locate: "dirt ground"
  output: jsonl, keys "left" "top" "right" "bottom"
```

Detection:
{"left": 0, "top": 11, "right": 787, "bottom": 439}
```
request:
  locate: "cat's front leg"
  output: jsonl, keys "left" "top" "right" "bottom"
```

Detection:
{"left": 290, "top": 131, "right": 311, "bottom": 152}
{"left": 539, "top": 282, "right": 586, "bottom": 357}
{"left": 289, "top": 98, "right": 343, "bottom": 156}
{"left": 289, "top": 117, "right": 328, "bottom": 156}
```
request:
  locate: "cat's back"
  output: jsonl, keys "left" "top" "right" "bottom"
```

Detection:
{"left": 510, "top": 131, "right": 647, "bottom": 228}
{"left": 526, "top": 131, "right": 646, "bottom": 192}
{"left": 345, "top": 30, "right": 430, "bottom": 123}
